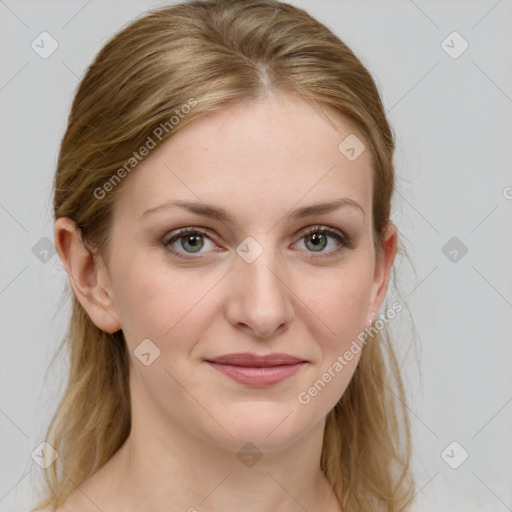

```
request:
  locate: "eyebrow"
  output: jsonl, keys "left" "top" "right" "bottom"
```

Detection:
{"left": 139, "top": 197, "right": 365, "bottom": 222}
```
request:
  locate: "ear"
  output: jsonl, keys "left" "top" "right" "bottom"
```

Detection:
{"left": 54, "top": 217, "right": 121, "bottom": 333}
{"left": 366, "top": 222, "right": 398, "bottom": 327}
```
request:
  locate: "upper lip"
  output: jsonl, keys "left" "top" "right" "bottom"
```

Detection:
{"left": 205, "top": 352, "right": 306, "bottom": 367}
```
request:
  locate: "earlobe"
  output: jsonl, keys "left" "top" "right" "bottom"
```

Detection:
{"left": 54, "top": 217, "right": 121, "bottom": 333}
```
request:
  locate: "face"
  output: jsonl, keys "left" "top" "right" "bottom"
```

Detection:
{"left": 98, "top": 93, "right": 393, "bottom": 453}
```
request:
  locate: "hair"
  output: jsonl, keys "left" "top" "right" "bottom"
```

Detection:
{"left": 33, "top": 1, "right": 416, "bottom": 510}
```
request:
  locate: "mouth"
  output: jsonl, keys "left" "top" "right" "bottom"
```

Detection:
{"left": 204, "top": 353, "right": 307, "bottom": 387}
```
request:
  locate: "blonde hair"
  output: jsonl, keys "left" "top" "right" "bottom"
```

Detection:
{"left": 33, "top": 1, "right": 416, "bottom": 510}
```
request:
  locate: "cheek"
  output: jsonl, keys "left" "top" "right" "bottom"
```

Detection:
{"left": 114, "top": 251, "right": 223, "bottom": 350}
{"left": 293, "top": 268, "right": 372, "bottom": 411}
{"left": 110, "top": 252, "right": 208, "bottom": 344}
{"left": 297, "top": 261, "right": 373, "bottom": 340}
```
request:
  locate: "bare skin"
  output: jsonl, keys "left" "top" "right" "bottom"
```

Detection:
{"left": 54, "top": 92, "right": 397, "bottom": 512}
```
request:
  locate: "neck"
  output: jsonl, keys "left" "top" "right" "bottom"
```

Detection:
{"left": 107, "top": 385, "right": 341, "bottom": 512}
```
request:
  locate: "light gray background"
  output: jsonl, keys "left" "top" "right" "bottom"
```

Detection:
{"left": 1, "top": 1, "right": 511, "bottom": 511}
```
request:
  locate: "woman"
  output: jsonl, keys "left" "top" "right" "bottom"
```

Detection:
{"left": 33, "top": 0, "right": 415, "bottom": 510}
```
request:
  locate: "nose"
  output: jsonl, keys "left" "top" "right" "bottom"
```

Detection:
{"left": 223, "top": 240, "right": 295, "bottom": 339}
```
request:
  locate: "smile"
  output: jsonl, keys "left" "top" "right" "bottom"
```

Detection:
{"left": 205, "top": 361, "right": 306, "bottom": 387}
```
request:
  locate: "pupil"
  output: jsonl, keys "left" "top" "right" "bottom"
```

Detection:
{"left": 184, "top": 234, "right": 203, "bottom": 252}
{"left": 308, "top": 233, "right": 326, "bottom": 251}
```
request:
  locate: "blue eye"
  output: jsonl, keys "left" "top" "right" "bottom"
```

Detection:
{"left": 162, "top": 225, "right": 353, "bottom": 260}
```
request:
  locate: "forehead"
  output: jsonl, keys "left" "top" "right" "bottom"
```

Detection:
{"left": 114, "top": 92, "right": 373, "bottom": 225}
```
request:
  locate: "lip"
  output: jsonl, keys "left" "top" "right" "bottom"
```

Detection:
{"left": 205, "top": 352, "right": 307, "bottom": 387}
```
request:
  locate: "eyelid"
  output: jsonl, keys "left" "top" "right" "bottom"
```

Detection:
{"left": 292, "top": 225, "right": 353, "bottom": 260}
{"left": 299, "top": 225, "right": 353, "bottom": 248}
{"left": 162, "top": 224, "right": 353, "bottom": 259}
{"left": 162, "top": 226, "right": 217, "bottom": 259}
{"left": 161, "top": 226, "right": 212, "bottom": 246}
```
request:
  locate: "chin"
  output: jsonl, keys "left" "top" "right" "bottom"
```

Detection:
{"left": 203, "top": 406, "right": 317, "bottom": 454}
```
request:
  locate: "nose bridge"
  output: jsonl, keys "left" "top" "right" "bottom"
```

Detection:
{"left": 228, "top": 234, "right": 294, "bottom": 336}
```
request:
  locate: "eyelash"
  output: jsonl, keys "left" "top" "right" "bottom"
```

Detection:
{"left": 162, "top": 225, "right": 354, "bottom": 261}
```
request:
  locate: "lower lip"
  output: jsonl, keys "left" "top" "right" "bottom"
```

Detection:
{"left": 206, "top": 362, "right": 306, "bottom": 387}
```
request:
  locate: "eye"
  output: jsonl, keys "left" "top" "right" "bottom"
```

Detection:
{"left": 162, "top": 225, "right": 353, "bottom": 260}
{"left": 162, "top": 227, "right": 217, "bottom": 259}
{"left": 293, "top": 225, "right": 353, "bottom": 258}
